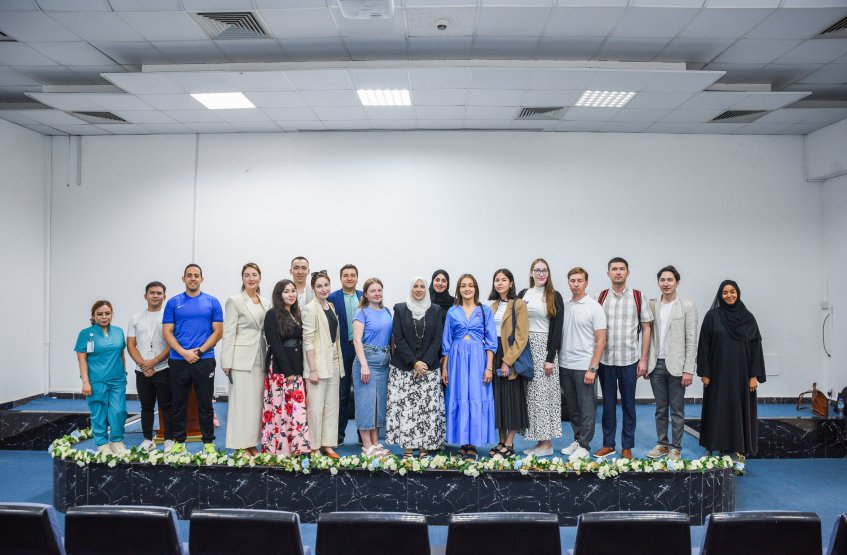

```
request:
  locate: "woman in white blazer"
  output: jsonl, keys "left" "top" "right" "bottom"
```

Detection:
{"left": 645, "top": 265, "right": 698, "bottom": 461}
{"left": 302, "top": 271, "right": 345, "bottom": 459}
{"left": 222, "top": 263, "right": 271, "bottom": 455}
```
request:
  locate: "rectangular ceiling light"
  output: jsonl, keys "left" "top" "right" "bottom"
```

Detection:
{"left": 575, "top": 90, "right": 636, "bottom": 108}
{"left": 191, "top": 92, "right": 255, "bottom": 109}
{"left": 357, "top": 89, "right": 411, "bottom": 107}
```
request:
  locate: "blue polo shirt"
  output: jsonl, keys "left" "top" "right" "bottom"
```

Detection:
{"left": 74, "top": 325, "right": 126, "bottom": 383}
{"left": 162, "top": 291, "right": 223, "bottom": 360}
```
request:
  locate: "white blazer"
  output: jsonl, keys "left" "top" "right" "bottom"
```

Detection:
{"left": 302, "top": 297, "right": 344, "bottom": 380}
{"left": 647, "top": 296, "right": 698, "bottom": 377}
{"left": 221, "top": 291, "right": 272, "bottom": 371}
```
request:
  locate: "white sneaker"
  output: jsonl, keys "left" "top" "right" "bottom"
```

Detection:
{"left": 523, "top": 447, "right": 537, "bottom": 455}
{"left": 163, "top": 440, "right": 175, "bottom": 453}
{"left": 533, "top": 446, "right": 554, "bottom": 457}
{"left": 109, "top": 442, "right": 128, "bottom": 455}
{"left": 561, "top": 441, "right": 580, "bottom": 456}
{"left": 569, "top": 447, "right": 590, "bottom": 462}
{"left": 139, "top": 439, "right": 156, "bottom": 452}
{"left": 96, "top": 444, "right": 113, "bottom": 455}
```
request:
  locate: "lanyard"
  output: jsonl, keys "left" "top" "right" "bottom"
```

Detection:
{"left": 144, "top": 311, "right": 157, "bottom": 350}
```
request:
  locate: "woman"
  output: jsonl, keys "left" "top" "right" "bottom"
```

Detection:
{"left": 352, "top": 278, "right": 393, "bottom": 457}
{"left": 262, "top": 279, "right": 311, "bottom": 456}
{"left": 221, "top": 262, "right": 271, "bottom": 456}
{"left": 430, "top": 270, "right": 452, "bottom": 327}
{"left": 302, "top": 272, "right": 344, "bottom": 459}
{"left": 74, "top": 300, "right": 128, "bottom": 456}
{"left": 697, "top": 280, "right": 766, "bottom": 457}
{"left": 488, "top": 269, "right": 530, "bottom": 458}
{"left": 386, "top": 277, "right": 446, "bottom": 458}
{"left": 518, "top": 258, "right": 564, "bottom": 457}
{"left": 441, "top": 274, "right": 497, "bottom": 460}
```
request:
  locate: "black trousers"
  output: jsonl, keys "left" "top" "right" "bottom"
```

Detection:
{"left": 338, "top": 349, "right": 355, "bottom": 442}
{"left": 135, "top": 368, "right": 173, "bottom": 441}
{"left": 169, "top": 358, "right": 216, "bottom": 444}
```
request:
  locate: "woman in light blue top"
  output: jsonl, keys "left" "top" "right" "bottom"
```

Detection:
{"left": 74, "top": 300, "right": 128, "bottom": 456}
{"left": 352, "top": 277, "right": 393, "bottom": 457}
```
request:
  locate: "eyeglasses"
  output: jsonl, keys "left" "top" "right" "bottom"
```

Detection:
{"left": 533, "top": 268, "right": 549, "bottom": 275}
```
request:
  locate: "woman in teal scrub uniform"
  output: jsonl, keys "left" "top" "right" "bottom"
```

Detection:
{"left": 74, "top": 300, "right": 128, "bottom": 455}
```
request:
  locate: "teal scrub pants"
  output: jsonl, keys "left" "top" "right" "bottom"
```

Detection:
{"left": 87, "top": 379, "right": 127, "bottom": 446}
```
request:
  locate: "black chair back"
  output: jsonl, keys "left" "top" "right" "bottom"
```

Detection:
{"left": 701, "top": 511, "right": 822, "bottom": 555}
{"left": 446, "top": 512, "right": 560, "bottom": 555}
{"left": 573, "top": 511, "right": 690, "bottom": 555}
{"left": 828, "top": 514, "right": 847, "bottom": 555}
{"left": 189, "top": 508, "right": 306, "bottom": 555}
{"left": 316, "top": 512, "right": 429, "bottom": 555}
{"left": 0, "top": 502, "right": 65, "bottom": 555}
{"left": 65, "top": 505, "right": 183, "bottom": 555}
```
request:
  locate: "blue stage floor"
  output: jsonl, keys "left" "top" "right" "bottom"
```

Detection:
{"left": 2, "top": 396, "right": 845, "bottom": 552}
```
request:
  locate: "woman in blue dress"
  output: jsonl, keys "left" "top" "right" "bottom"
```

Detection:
{"left": 74, "top": 300, "right": 128, "bottom": 456}
{"left": 440, "top": 274, "right": 497, "bottom": 460}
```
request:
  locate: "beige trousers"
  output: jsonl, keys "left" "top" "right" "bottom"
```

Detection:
{"left": 306, "top": 350, "right": 340, "bottom": 448}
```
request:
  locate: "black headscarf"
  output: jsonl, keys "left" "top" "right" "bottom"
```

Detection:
{"left": 429, "top": 269, "right": 453, "bottom": 312}
{"left": 711, "top": 279, "right": 761, "bottom": 342}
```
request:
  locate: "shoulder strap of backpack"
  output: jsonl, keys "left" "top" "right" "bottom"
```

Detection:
{"left": 598, "top": 289, "right": 609, "bottom": 305}
{"left": 633, "top": 289, "right": 643, "bottom": 336}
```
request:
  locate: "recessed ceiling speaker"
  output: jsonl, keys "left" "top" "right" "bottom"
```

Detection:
{"left": 337, "top": 0, "right": 394, "bottom": 19}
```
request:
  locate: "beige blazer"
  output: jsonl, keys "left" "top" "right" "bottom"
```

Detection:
{"left": 490, "top": 299, "right": 529, "bottom": 377}
{"left": 647, "top": 296, "right": 698, "bottom": 376}
{"left": 302, "top": 297, "right": 345, "bottom": 380}
{"left": 221, "top": 291, "right": 271, "bottom": 370}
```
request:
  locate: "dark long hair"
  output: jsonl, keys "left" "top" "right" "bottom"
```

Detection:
{"left": 488, "top": 268, "right": 517, "bottom": 301}
{"left": 272, "top": 279, "right": 301, "bottom": 338}
{"left": 453, "top": 273, "right": 480, "bottom": 306}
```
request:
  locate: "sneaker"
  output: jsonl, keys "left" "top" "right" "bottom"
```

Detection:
{"left": 203, "top": 443, "right": 217, "bottom": 455}
{"left": 668, "top": 448, "right": 681, "bottom": 461}
{"left": 569, "top": 447, "right": 590, "bottom": 462}
{"left": 139, "top": 439, "right": 156, "bottom": 452}
{"left": 533, "top": 446, "right": 554, "bottom": 457}
{"left": 163, "top": 440, "right": 175, "bottom": 453}
{"left": 96, "top": 444, "right": 113, "bottom": 455}
{"left": 522, "top": 447, "right": 537, "bottom": 455}
{"left": 168, "top": 442, "right": 186, "bottom": 455}
{"left": 594, "top": 446, "right": 615, "bottom": 459}
{"left": 561, "top": 441, "right": 580, "bottom": 456}
{"left": 646, "top": 444, "right": 669, "bottom": 459}
{"left": 109, "top": 442, "right": 128, "bottom": 455}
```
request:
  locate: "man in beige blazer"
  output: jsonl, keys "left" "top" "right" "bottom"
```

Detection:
{"left": 645, "top": 265, "right": 697, "bottom": 461}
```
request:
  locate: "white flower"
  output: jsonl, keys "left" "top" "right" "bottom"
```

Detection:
{"left": 330, "top": 467, "right": 338, "bottom": 475}
{"left": 398, "top": 468, "right": 407, "bottom": 476}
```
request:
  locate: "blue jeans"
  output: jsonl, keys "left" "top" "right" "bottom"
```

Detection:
{"left": 598, "top": 362, "right": 638, "bottom": 450}
{"left": 352, "top": 345, "right": 390, "bottom": 431}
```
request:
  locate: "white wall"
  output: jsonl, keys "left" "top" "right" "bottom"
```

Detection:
{"left": 806, "top": 118, "right": 847, "bottom": 182}
{"left": 47, "top": 131, "right": 822, "bottom": 398}
{"left": 0, "top": 119, "right": 49, "bottom": 405}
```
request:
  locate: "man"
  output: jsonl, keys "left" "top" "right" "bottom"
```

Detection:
{"left": 645, "top": 265, "right": 698, "bottom": 461}
{"left": 162, "top": 264, "right": 223, "bottom": 455}
{"left": 327, "top": 264, "right": 362, "bottom": 445}
{"left": 594, "top": 257, "right": 653, "bottom": 460}
{"left": 126, "top": 281, "right": 173, "bottom": 453}
{"left": 559, "top": 267, "right": 607, "bottom": 460}
{"left": 290, "top": 256, "right": 314, "bottom": 306}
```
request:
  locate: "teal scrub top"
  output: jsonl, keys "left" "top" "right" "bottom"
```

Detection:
{"left": 74, "top": 325, "right": 126, "bottom": 383}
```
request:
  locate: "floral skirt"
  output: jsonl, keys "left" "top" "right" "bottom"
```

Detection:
{"left": 261, "top": 374, "right": 312, "bottom": 456}
{"left": 385, "top": 365, "right": 446, "bottom": 450}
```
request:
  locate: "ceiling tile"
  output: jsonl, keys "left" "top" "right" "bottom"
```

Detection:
{"left": 553, "top": 120, "right": 604, "bottom": 132}
{"left": 166, "top": 72, "right": 234, "bottom": 93}
{"left": 214, "top": 108, "right": 271, "bottom": 122}
{"left": 586, "top": 69, "right": 661, "bottom": 92}
{"left": 36, "top": 0, "right": 111, "bottom": 10}
{"left": 27, "top": 92, "right": 101, "bottom": 111}
{"left": 529, "top": 69, "right": 593, "bottom": 90}
{"left": 702, "top": 62, "right": 765, "bottom": 83}
{"left": 756, "top": 108, "right": 815, "bottom": 123}
{"left": 88, "top": 94, "right": 155, "bottom": 111}
{"left": 654, "top": 38, "right": 736, "bottom": 63}
{"left": 12, "top": 66, "right": 81, "bottom": 84}
{"left": 544, "top": 8, "right": 626, "bottom": 36}
{"left": 465, "top": 105, "right": 518, "bottom": 119}
{"left": 288, "top": 69, "right": 352, "bottom": 90}
{"left": 705, "top": 0, "right": 779, "bottom": 7}
{"left": 50, "top": 124, "right": 111, "bottom": 135}
{"left": 226, "top": 71, "right": 295, "bottom": 92}
{"left": 408, "top": 36, "right": 472, "bottom": 59}
{"left": 642, "top": 70, "right": 723, "bottom": 92}
{"left": 89, "top": 41, "right": 171, "bottom": 65}
{"left": 255, "top": 0, "right": 333, "bottom": 7}
{"left": 185, "top": 122, "right": 234, "bottom": 133}
{"left": 151, "top": 40, "right": 229, "bottom": 63}
{"left": 180, "top": 0, "right": 254, "bottom": 10}
{"left": 0, "top": 67, "right": 41, "bottom": 86}
{"left": 612, "top": 108, "right": 671, "bottom": 121}
{"left": 105, "top": 72, "right": 182, "bottom": 94}
{"left": 344, "top": 37, "right": 409, "bottom": 60}
{"left": 644, "top": 122, "right": 697, "bottom": 133}
{"left": 534, "top": 37, "right": 605, "bottom": 60}
{"left": 406, "top": 7, "right": 477, "bottom": 36}
{"left": 734, "top": 122, "right": 791, "bottom": 134}
{"left": 140, "top": 123, "right": 192, "bottom": 133}
{"left": 520, "top": 89, "right": 583, "bottom": 106}
{"left": 230, "top": 121, "right": 283, "bottom": 132}
{"left": 625, "top": 91, "right": 692, "bottom": 108}
{"left": 111, "top": 110, "right": 176, "bottom": 124}
{"left": 71, "top": 65, "right": 126, "bottom": 84}
{"left": 749, "top": 63, "right": 822, "bottom": 87}
{"left": 746, "top": 8, "right": 847, "bottom": 40}
{"left": 260, "top": 8, "right": 339, "bottom": 39}
{"left": 278, "top": 120, "right": 324, "bottom": 131}
{"left": 693, "top": 121, "right": 746, "bottom": 132}
{"left": 243, "top": 91, "right": 306, "bottom": 107}
{"left": 300, "top": 89, "right": 360, "bottom": 106}
{"left": 417, "top": 119, "right": 463, "bottom": 129}
{"left": 411, "top": 89, "right": 467, "bottom": 105}
{"left": 415, "top": 105, "right": 465, "bottom": 119}
{"left": 476, "top": 7, "right": 551, "bottom": 36}
{"left": 331, "top": 7, "right": 407, "bottom": 37}
{"left": 162, "top": 109, "right": 224, "bottom": 122}
{"left": 23, "top": 109, "right": 88, "bottom": 125}
{"left": 279, "top": 37, "right": 349, "bottom": 61}
{"left": 774, "top": 39, "right": 847, "bottom": 64}
{"left": 464, "top": 120, "right": 511, "bottom": 129}
{"left": 262, "top": 106, "right": 317, "bottom": 120}
{"left": 715, "top": 39, "right": 806, "bottom": 64}
{"left": 28, "top": 41, "right": 115, "bottom": 65}
{"left": 0, "top": 0, "right": 39, "bottom": 10}
{"left": 610, "top": 7, "right": 699, "bottom": 38}
{"left": 94, "top": 123, "right": 151, "bottom": 134}
{"left": 596, "top": 37, "right": 672, "bottom": 62}
{"left": 0, "top": 43, "right": 59, "bottom": 66}
{"left": 46, "top": 12, "right": 146, "bottom": 42}
{"left": 472, "top": 37, "right": 540, "bottom": 59}
{"left": 311, "top": 106, "right": 366, "bottom": 119}
{"left": 677, "top": 90, "right": 748, "bottom": 109}
{"left": 729, "top": 91, "right": 810, "bottom": 109}
{"left": 796, "top": 63, "right": 847, "bottom": 83}
{"left": 140, "top": 94, "right": 205, "bottom": 110}
{"left": 117, "top": 11, "right": 209, "bottom": 41}
{"left": 347, "top": 69, "right": 410, "bottom": 90}
{"left": 661, "top": 107, "right": 723, "bottom": 121}
{"left": 214, "top": 39, "right": 289, "bottom": 63}
{"left": 0, "top": 11, "right": 81, "bottom": 41}
{"left": 678, "top": 8, "right": 773, "bottom": 39}
{"left": 108, "top": 0, "right": 183, "bottom": 11}
{"left": 600, "top": 120, "right": 653, "bottom": 132}
{"left": 562, "top": 106, "right": 621, "bottom": 121}
{"left": 409, "top": 68, "right": 470, "bottom": 89}
{"left": 467, "top": 89, "right": 524, "bottom": 105}
{"left": 470, "top": 68, "right": 533, "bottom": 90}
{"left": 320, "top": 120, "right": 370, "bottom": 130}
{"left": 364, "top": 106, "right": 415, "bottom": 119}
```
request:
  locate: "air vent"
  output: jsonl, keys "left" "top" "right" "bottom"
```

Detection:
{"left": 190, "top": 12, "right": 270, "bottom": 40}
{"left": 711, "top": 110, "right": 767, "bottom": 123}
{"left": 817, "top": 15, "right": 847, "bottom": 38}
{"left": 71, "top": 111, "right": 128, "bottom": 124}
{"left": 0, "top": 31, "right": 17, "bottom": 42}
{"left": 516, "top": 107, "right": 565, "bottom": 120}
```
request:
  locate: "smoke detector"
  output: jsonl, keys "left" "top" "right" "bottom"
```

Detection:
{"left": 337, "top": 0, "right": 394, "bottom": 19}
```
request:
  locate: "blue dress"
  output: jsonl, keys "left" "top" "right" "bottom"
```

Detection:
{"left": 443, "top": 305, "right": 498, "bottom": 446}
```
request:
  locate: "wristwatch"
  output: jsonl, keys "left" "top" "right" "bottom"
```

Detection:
{"left": 587, "top": 366, "right": 598, "bottom": 373}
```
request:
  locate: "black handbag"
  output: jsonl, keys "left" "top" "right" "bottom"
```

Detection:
{"left": 508, "top": 301, "right": 534, "bottom": 379}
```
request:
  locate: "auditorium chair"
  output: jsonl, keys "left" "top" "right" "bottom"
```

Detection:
{"left": 445, "top": 512, "right": 560, "bottom": 555}
{"left": 700, "top": 511, "right": 822, "bottom": 555}
{"left": 0, "top": 502, "right": 65, "bottom": 555}
{"left": 64, "top": 505, "right": 184, "bottom": 555}
{"left": 572, "top": 511, "right": 690, "bottom": 555}
{"left": 189, "top": 508, "right": 311, "bottom": 555}
{"left": 828, "top": 514, "right": 847, "bottom": 555}
{"left": 315, "top": 512, "right": 429, "bottom": 555}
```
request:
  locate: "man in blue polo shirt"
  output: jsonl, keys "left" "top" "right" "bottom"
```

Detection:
{"left": 162, "top": 263, "right": 223, "bottom": 454}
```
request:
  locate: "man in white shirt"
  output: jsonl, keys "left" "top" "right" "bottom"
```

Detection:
{"left": 126, "top": 281, "right": 173, "bottom": 452}
{"left": 645, "top": 265, "right": 698, "bottom": 461}
{"left": 290, "top": 256, "right": 315, "bottom": 306}
{"left": 559, "top": 267, "right": 607, "bottom": 460}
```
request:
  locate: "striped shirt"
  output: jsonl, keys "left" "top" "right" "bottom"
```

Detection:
{"left": 597, "top": 287, "right": 654, "bottom": 366}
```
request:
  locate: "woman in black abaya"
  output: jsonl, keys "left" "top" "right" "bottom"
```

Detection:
{"left": 696, "top": 280, "right": 766, "bottom": 456}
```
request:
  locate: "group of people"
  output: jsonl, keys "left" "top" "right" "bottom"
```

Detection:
{"left": 74, "top": 256, "right": 766, "bottom": 461}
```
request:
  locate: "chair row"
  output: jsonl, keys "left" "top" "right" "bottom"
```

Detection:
{"left": 1, "top": 503, "right": 845, "bottom": 555}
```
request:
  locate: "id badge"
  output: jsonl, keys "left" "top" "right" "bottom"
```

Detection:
{"left": 86, "top": 334, "right": 94, "bottom": 353}
{"left": 147, "top": 350, "right": 156, "bottom": 359}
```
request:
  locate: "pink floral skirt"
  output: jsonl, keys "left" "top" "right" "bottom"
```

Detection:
{"left": 261, "top": 374, "right": 312, "bottom": 456}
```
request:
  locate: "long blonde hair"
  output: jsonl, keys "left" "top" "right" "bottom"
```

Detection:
{"left": 529, "top": 258, "right": 557, "bottom": 318}
{"left": 358, "top": 278, "right": 385, "bottom": 309}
